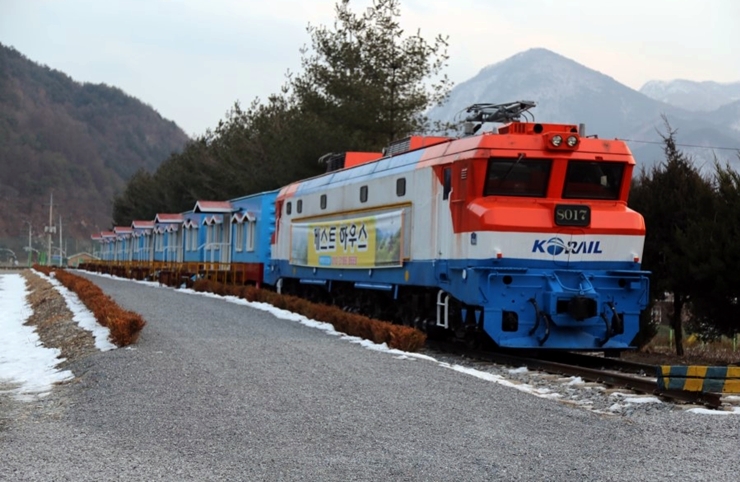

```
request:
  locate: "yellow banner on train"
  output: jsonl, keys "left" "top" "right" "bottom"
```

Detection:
{"left": 290, "top": 211, "right": 403, "bottom": 268}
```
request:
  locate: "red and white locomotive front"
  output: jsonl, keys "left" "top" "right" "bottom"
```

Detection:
{"left": 417, "top": 103, "right": 649, "bottom": 349}
{"left": 267, "top": 101, "right": 649, "bottom": 350}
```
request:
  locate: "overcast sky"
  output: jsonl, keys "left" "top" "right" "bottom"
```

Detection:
{"left": 2, "top": 0, "right": 738, "bottom": 136}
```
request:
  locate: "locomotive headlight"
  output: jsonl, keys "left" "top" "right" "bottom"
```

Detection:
{"left": 551, "top": 135, "right": 563, "bottom": 147}
{"left": 566, "top": 135, "right": 578, "bottom": 147}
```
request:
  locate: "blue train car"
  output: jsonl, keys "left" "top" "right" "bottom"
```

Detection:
{"left": 99, "top": 231, "right": 116, "bottom": 262}
{"left": 229, "top": 190, "right": 278, "bottom": 286}
{"left": 112, "top": 226, "right": 133, "bottom": 262}
{"left": 182, "top": 210, "right": 208, "bottom": 264}
{"left": 152, "top": 213, "right": 183, "bottom": 264}
{"left": 190, "top": 201, "right": 233, "bottom": 266}
{"left": 131, "top": 220, "right": 155, "bottom": 263}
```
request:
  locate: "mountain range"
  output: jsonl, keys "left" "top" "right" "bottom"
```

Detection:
{"left": 0, "top": 43, "right": 188, "bottom": 257}
{"left": 428, "top": 48, "right": 740, "bottom": 171}
{"left": 640, "top": 79, "right": 740, "bottom": 112}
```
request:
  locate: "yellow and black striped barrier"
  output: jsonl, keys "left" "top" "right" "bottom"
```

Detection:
{"left": 657, "top": 366, "right": 740, "bottom": 393}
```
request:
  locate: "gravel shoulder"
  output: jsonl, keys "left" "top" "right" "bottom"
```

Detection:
{"left": 1, "top": 272, "right": 739, "bottom": 481}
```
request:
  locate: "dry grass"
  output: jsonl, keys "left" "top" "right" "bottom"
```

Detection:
{"left": 192, "top": 279, "right": 427, "bottom": 352}
{"left": 34, "top": 265, "right": 146, "bottom": 347}
{"left": 625, "top": 327, "right": 740, "bottom": 366}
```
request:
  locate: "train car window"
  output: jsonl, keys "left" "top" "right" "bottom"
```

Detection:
{"left": 190, "top": 227, "right": 198, "bottom": 252}
{"left": 396, "top": 178, "right": 406, "bottom": 197}
{"left": 246, "top": 221, "right": 256, "bottom": 251}
{"left": 360, "top": 185, "right": 368, "bottom": 203}
{"left": 484, "top": 158, "right": 551, "bottom": 197}
{"left": 443, "top": 168, "right": 451, "bottom": 200}
{"left": 563, "top": 161, "right": 623, "bottom": 200}
{"left": 320, "top": 194, "right": 327, "bottom": 209}
{"left": 234, "top": 224, "right": 244, "bottom": 252}
{"left": 297, "top": 199, "right": 303, "bottom": 214}
{"left": 286, "top": 201, "right": 292, "bottom": 215}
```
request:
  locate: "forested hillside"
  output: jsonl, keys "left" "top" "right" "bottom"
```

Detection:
{"left": 0, "top": 43, "right": 188, "bottom": 255}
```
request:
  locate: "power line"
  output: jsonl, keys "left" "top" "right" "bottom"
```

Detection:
{"left": 617, "top": 138, "right": 740, "bottom": 152}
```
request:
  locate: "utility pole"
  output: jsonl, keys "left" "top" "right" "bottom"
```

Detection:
{"left": 27, "top": 221, "right": 32, "bottom": 267}
{"left": 44, "top": 193, "right": 56, "bottom": 266}
{"left": 23, "top": 220, "right": 35, "bottom": 266}
{"left": 59, "top": 215, "right": 63, "bottom": 266}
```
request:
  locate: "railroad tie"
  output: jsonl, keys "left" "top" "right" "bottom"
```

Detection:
{"left": 657, "top": 366, "right": 740, "bottom": 394}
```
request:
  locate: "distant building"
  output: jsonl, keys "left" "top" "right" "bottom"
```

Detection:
{"left": 67, "top": 252, "right": 98, "bottom": 267}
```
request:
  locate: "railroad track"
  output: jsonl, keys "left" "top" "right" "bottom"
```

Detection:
{"left": 425, "top": 341, "right": 722, "bottom": 408}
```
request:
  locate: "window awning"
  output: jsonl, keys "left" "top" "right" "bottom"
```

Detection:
{"left": 202, "top": 214, "right": 224, "bottom": 225}
{"left": 231, "top": 211, "right": 256, "bottom": 223}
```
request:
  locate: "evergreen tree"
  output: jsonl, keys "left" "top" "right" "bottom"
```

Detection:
{"left": 687, "top": 157, "right": 740, "bottom": 339}
{"left": 112, "top": 169, "right": 162, "bottom": 225}
{"left": 208, "top": 97, "right": 328, "bottom": 198}
{"left": 629, "top": 118, "right": 714, "bottom": 355}
{"left": 154, "top": 136, "right": 217, "bottom": 212}
{"left": 290, "top": 0, "right": 452, "bottom": 152}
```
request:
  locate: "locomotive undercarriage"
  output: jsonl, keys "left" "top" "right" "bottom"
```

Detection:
{"left": 278, "top": 278, "right": 491, "bottom": 346}
{"left": 276, "top": 265, "right": 646, "bottom": 351}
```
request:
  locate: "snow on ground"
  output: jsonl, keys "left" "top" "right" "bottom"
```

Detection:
{"left": 0, "top": 271, "right": 115, "bottom": 401}
{"left": 34, "top": 271, "right": 116, "bottom": 351}
{"left": 0, "top": 273, "right": 74, "bottom": 400}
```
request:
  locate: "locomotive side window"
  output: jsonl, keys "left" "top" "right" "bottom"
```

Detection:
{"left": 320, "top": 194, "right": 327, "bottom": 209}
{"left": 563, "top": 161, "right": 623, "bottom": 200}
{"left": 360, "top": 185, "right": 368, "bottom": 203}
{"left": 443, "top": 168, "right": 451, "bottom": 200}
{"left": 297, "top": 199, "right": 303, "bottom": 214}
{"left": 396, "top": 178, "right": 406, "bottom": 197}
{"left": 484, "top": 158, "right": 551, "bottom": 197}
{"left": 286, "top": 201, "right": 292, "bottom": 215}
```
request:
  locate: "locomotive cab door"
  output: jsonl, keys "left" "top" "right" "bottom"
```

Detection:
{"left": 433, "top": 166, "right": 454, "bottom": 268}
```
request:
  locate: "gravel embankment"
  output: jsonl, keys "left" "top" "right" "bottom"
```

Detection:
{"left": 1, "top": 273, "right": 739, "bottom": 481}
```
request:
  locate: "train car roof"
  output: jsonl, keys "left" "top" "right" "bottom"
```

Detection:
{"left": 277, "top": 126, "right": 634, "bottom": 200}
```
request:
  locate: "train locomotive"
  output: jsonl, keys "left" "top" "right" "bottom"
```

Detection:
{"left": 91, "top": 101, "right": 650, "bottom": 351}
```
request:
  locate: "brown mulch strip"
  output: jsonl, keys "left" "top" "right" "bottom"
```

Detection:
{"left": 20, "top": 270, "right": 99, "bottom": 370}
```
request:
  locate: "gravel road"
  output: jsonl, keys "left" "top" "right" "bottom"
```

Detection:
{"left": 2, "top": 274, "right": 739, "bottom": 481}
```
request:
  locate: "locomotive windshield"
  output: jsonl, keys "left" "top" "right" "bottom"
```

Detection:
{"left": 484, "top": 158, "right": 551, "bottom": 197}
{"left": 563, "top": 161, "right": 623, "bottom": 200}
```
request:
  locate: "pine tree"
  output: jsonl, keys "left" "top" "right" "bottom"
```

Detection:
{"left": 687, "top": 158, "right": 740, "bottom": 339}
{"left": 112, "top": 169, "right": 161, "bottom": 225}
{"left": 290, "top": 0, "right": 452, "bottom": 151}
{"left": 629, "top": 117, "right": 714, "bottom": 355}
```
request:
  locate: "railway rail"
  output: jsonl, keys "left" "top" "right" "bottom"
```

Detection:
{"left": 426, "top": 341, "right": 723, "bottom": 408}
